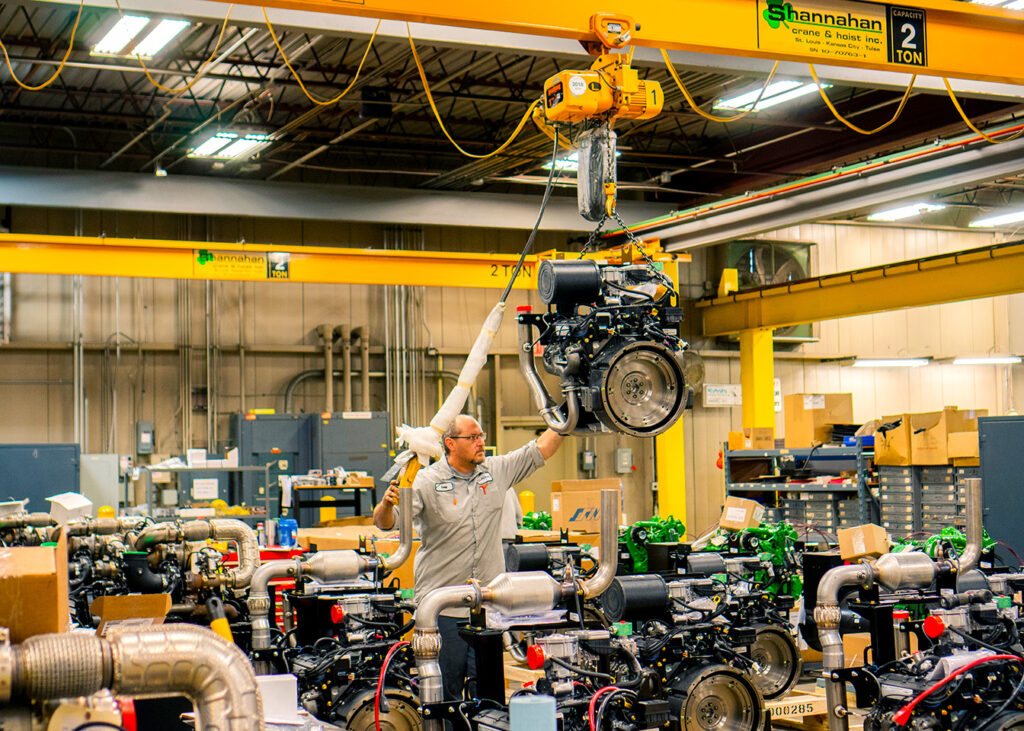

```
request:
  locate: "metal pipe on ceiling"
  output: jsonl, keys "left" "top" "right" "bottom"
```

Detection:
{"left": 655, "top": 130, "right": 1024, "bottom": 250}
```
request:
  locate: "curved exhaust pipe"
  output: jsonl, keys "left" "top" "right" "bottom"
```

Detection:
{"left": 133, "top": 519, "right": 260, "bottom": 590}
{"left": 0, "top": 624, "right": 264, "bottom": 730}
{"left": 815, "top": 563, "right": 874, "bottom": 731}
{"left": 578, "top": 489, "right": 619, "bottom": 599}
{"left": 380, "top": 486, "right": 413, "bottom": 574}
{"left": 248, "top": 550, "right": 378, "bottom": 673}
{"left": 414, "top": 573, "right": 566, "bottom": 731}
{"left": 413, "top": 488, "right": 619, "bottom": 730}
{"left": 816, "top": 478, "right": 985, "bottom": 730}
{"left": 517, "top": 310, "right": 579, "bottom": 435}
{"left": 958, "top": 477, "right": 983, "bottom": 575}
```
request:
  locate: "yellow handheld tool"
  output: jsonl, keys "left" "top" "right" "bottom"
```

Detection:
{"left": 206, "top": 596, "right": 234, "bottom": 644}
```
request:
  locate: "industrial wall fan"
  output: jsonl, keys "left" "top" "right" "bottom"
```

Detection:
{"left": 717, "top": 240, "right": 813, "bottom": 341}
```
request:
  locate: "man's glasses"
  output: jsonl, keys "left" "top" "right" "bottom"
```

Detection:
{"left": 448, "top": 433, "right": 487, "bottom": 442}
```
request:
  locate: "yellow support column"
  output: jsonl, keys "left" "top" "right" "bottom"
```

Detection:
{"left": 739, "top": 328, "right": 775, "bottom": 430}
{"left": 655, "top": 257, "right": 686, "bottom": 528}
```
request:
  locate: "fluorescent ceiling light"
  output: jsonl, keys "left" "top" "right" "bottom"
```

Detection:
{"left": 714, "top": 80, "right": 827, "bottom": 112}
{"left": 189, "top": 132, "right": 271, "bottom": 160}
{"left": 133, "top": 19, "right": 190, "bottom": 58}
{"left": 866, "top": 202, "right": 946, "bottom": 222}
{"left": 953, "top": 356, "right": 1022, "bottom": 365}
{"left": 217, "top": 134, "right": 271, "bottom": 159}
{"left": 92, "top": 15, "right": 149, "bottom": 56}
{"left": 852, "top": 358, "right": 930, "bottom": 368}
{"left": 969, "top": 209, "right": 1024, "bottom": 228}
{"left": 542, "top": 152, "right": 580, "bottom": 171}
{"left": 541, "top": 150, "right": 621, "bottom": 172}
{"left": 189, "top": 132, "right": 236, "bottom": 158}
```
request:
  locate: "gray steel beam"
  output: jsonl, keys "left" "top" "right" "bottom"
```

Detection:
{"left": 0, "top": 165, "right": 669, "bottom": 232}
{"left": 657, "top": 135, "right": 1024, "bottom": 250}
{"left": 49, "top": 0, "right": 1024, "bottom": 101}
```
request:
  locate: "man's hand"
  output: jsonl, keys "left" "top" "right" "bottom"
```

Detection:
{"left": 373, "top": 479, "right": 400, "bottom": 530}
{"left": 537, "top": 429, "right": 565, "bottom": 460}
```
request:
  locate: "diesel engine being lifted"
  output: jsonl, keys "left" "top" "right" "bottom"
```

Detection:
{"left": 518, "top": 259, "right": 688, "bottom": 437}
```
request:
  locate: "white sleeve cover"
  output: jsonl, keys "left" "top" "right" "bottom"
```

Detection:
{"left": 393, "top": 301, "right": 506, "bottom": 465}
{"left": 429, "top": 301, "right": 505, "bottom": 433}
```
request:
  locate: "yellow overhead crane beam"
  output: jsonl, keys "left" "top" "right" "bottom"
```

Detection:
{"left": 698, "top": 240, "right": 1024, "bottom": 337}
{"left": 232, "top": 0, "right": 1024, "bottom": 86}
{"left": 0, "top": 233, "right": 688, "bottom": 287}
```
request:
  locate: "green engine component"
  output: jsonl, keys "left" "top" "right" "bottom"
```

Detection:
{"left": 522, "top": 511, "right": 552, "bottom": 530}
{"left": 888, "top": 528, "right": 991, "bottom": 561}
{"left": 892, "top": 527, "right": 994, "bottom": 560}
{"left": 701, "top": 521, "right": 803, "bottom": 598}
{"left": 619, "top": 516, "right": 685, "bottom": 573}
{"left": 924, "top": 526, "right": 995, "bottom": 559}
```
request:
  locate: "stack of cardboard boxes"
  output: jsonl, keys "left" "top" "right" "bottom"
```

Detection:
{"left": 874, "top": 406, "right": 987, "bottom": 467}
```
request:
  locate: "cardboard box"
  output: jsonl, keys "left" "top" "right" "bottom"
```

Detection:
{"left": 0, "top": 529, "right": 68, "bottom": 642}
{"left": 843, "top": 633, "right": 873, "bottom": 666}
{"left": 874, "top": 414, "right": 912, "bottom": 466}
{"left": 837, "top": 523, "right": 889, "bottom": 561}
{"left": 876, "top": 408, "right": 987, "bottom": 466}
{"left": 784, "top": 394, "right": 854, "bottom": 448}
{"left": 728, "top": 427, "right": 775, "bottom": 451}
{"left": 551, "top": 479, "right": 621, "bottom": 533}
{"left": 719, "top": 496, "right": 765, "bottom": 531}
{"left": 91, "top": 594, "right": 171, "bottom": 636}
{"left": 947, "top": 431, "right": 980, "bottom": 461}
{"left": 911, "top": 408, "right": 987, "bottom": 465}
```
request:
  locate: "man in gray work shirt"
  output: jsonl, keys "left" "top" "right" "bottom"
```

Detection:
{"left": 373, "top": 414, "right": 564, "bottom": 700}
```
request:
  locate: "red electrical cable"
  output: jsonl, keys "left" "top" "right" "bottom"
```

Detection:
{"left": 375, "top": 640, "right": 410, "bottom": 731}
{"left": 892, "top": 654, "right": 1022, "bottom": 726}
{"left": 588, "top": 686, "right": 619, "bottom": 731}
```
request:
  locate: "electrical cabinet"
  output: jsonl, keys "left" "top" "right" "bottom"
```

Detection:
{"left": 979, "top": 415, "right": 1024, "bottom": 558}
{"left": 0, "top": 444, "right": 80, "bottom": 512}
{"left": 311, "top": 411, "right": 390, "bottom": 513}
{"left": 198, "top": 412, "right": 393, "bottom": 518}
{"left": 80, "top": 453, "right": 121, "bottom": 509}
{"left": 228, "top": 414, "right": 314, "bottom": 507}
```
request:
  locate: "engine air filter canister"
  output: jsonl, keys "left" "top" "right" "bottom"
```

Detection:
{"left": 504, "top": 543, "right": 551, "bottom": 572}
{"left": 600, "top": 574, "right": 669, "bottom": 623}
{"left": 685, "top": 553, "right": 727, "bottom": 577}
{"left": 537, "top": 260, "right": 601, "bottom": 308}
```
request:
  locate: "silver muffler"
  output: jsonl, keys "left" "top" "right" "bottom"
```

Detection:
{"left": 412, "top": 489, "right": 619, "bottom": 731}
{"left": 0, "top": 624, "right": 264, "bottom": 730}
{"left": 248, "top": 550, "right": 379, "bottom": 673}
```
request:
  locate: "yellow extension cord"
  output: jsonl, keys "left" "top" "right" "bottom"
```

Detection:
{"left": 661, "top": 48, "right": 780, "bottom": 123}
{"left": 0, "top": 0, "right": 85, "bottom": 91}
{"left": 809, "top": 63, "right": 916, "bottom": 135}
{"left": 264, "top": 8, "right": 382, "bottom": 106}
{"left": 407, "top": 23, "right": 541, "bottom": 159}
